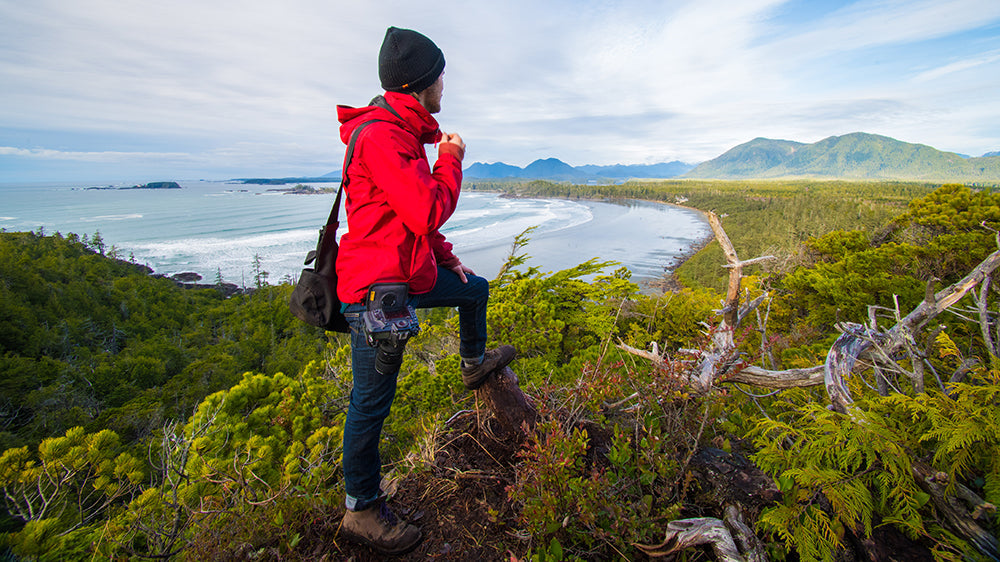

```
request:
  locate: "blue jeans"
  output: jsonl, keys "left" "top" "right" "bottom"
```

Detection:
{"left": 342, "top": 267, "right": 489, "bottom": 510}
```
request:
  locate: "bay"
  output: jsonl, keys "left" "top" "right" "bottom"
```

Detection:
{"left": 0, "top": 181, "right": 711, "bottom": 289}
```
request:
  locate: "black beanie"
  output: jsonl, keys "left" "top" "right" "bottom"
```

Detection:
{"left": 378, "top": 26, "right": 445, "bottom": 93}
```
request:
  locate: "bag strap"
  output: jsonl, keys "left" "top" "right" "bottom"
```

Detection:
{"left": 370, "top": 95, "right": 404, "bottom": 121}
{"left": 325, "top": 96, "right": 405, "bottom": 227}
{"left": 325, "top": 118, "right": 387, "bottom": 227}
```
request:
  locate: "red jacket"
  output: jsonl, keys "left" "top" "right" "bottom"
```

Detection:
{"left": 335, "top": 92, "right": 465, "bottom": 303}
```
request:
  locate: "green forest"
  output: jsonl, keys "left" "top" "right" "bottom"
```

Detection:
{"left": 1, "top": 180, "right": 998, "bottom": 560}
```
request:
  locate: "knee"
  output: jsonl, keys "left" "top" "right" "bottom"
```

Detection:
{"left": 469, "top": 274, "right": 489, "bottom": 301}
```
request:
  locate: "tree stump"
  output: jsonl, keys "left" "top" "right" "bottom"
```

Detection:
{"left": 474, "top": 366, "right": 537, "bottom": 440}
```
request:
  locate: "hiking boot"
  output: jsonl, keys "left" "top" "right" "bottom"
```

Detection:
{"left": 340, "top": 500, "right": 422, "bottom": 555}
{"left": 461, "top": 345, "right": 517, "bottom": 390}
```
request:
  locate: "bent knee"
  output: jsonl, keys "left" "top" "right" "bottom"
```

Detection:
{"left": 468, "top": 274, "right": 489, "bottom": 298}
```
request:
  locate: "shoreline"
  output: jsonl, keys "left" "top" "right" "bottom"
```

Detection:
{"left": 478, "top": 189, "right": 716, "bottom": 291}
{"left": 4, "top": 181, "right": 715, "bottom": 294}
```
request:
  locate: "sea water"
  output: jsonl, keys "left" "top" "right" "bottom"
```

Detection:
{"left": 0, "top": 181, "right": 711, "bottom": 288}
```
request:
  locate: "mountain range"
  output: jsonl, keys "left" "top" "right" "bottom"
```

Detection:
{"left": 300, "top": 132, "right": 999, "bottom": 183}
{"left": 462, "top": 133, "right": 1000, "bottom": 183}
{"left": 463, "top": 159, "right": 695, "bottom": 181}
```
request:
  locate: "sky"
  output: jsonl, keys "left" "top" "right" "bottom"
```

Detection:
{"left": 1, "top": 0, "right": 999, "bottom": 183}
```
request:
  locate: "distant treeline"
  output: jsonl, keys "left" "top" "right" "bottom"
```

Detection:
{"left": 234, "top": 177, "right": 336, "bottom": 185}
{"left": 468, "top": 178, "right": 942, "bottom": 289}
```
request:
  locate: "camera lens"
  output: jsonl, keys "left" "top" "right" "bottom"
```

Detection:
{"left": 375, "top": 340, "right": 406, "bottom": 375}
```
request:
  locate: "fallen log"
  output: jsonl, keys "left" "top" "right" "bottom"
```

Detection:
{"left": 911, "top": 461, "right": 1000, "bottom": 560}
{"left": 821, "top": 248, "right": 1000, "bottom": 413}
{"left": 728, "top": 365, "right": 824, "bottom": 388}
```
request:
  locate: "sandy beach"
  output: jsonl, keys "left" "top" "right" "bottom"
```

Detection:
{"left": 456, "top": 197, "right": 712, "bottom": 287}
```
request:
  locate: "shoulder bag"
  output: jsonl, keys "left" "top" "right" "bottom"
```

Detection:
{"left": 289, "top": 119, "right": 384, "bottom": 331}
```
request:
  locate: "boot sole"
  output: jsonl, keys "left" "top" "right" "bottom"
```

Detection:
{"left": 340, "top": 527, "right": 423, "bottom": 555}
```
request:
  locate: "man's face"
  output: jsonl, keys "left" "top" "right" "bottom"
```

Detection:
{"left": 417, "top": 73, "right": 444, "bottom": 114}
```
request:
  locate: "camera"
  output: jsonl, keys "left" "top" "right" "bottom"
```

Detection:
{"left": 362, "top": 283, "right": 420, "bottom": 375}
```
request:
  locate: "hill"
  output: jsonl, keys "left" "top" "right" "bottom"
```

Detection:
{"left": 1, "top": 183, "right": 999, "bottom": 560}
{"left": 464, "top": 158, "right": 695, "bottom": 181}
{"left": 684, "top": 132, "right": 1000, "bottom": 182}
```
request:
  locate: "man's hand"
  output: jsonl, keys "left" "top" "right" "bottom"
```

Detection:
{"left": 440, "top": 132, "right": 465, "bottom": 152}
{"left": 448, "top": 261, "right": 475, "bottom": 283}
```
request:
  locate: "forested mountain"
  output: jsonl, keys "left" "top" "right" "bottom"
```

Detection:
{"left": 464, "top": 158, "right": 695, "bottom": 180}
{"left": 314, "top": 132, "right": 997, "bottom": 184}
{"left": 1, "top": 181, "right": 998, "bottom": 560}
{"left": 685, "top": 132, "right": 1000, "bottom": 181}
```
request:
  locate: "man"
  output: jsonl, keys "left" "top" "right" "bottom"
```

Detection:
{"left": 335, "top": 26, "right": 516, "bottom": 554}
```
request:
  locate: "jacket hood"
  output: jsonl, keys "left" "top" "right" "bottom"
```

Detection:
{"left": 337, "top": 92, "right": 442, "bottom": 146}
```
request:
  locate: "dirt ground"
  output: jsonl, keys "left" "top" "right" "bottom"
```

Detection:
{"left": 288, "top": 409, "right": 939, "bottom": 562}
{"left": 295, "top": 411, "right": 531, "bottom": 561}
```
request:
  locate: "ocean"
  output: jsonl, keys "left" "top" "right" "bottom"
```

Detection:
{"left": 0, "top": 180, "right": 711, "bottom": 289}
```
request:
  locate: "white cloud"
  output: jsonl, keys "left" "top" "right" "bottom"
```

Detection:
{"left": 0, "top": 146, "right": 193, "bottom": 162}
{"left": 763, "top": 0, "right": 1000, "bottom": 62}
{"left": 913, "top": 50, "right": 1000, "bottom": 82}
{"left": 1, "top": 0, "right": 999, "bottom": 179}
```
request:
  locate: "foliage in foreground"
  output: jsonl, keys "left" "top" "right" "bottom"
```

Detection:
{"left": 1, "top": 182, "right": 999, "bottom": 560}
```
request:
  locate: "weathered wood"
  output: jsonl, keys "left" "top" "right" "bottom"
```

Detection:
{"left": 618, "top": 226, "right": 1000, "bottom": 412}
{"left": 635, "top": 517, "right": 746, "bottom": 561}
{"left": 694, "top": 329, "right": 735, "bottom": 393}
{"left": 824, "top": 323, "right": 878, "bottom": 414}
{"left": 821, "top": 249, "right": 1000, "bottom": 412}
{"left": 892, "top": 249, "right": 1000, "bottom": 338}
{"left": 723, "top": 505, "right": 768, "bottom": 562}
{"left": 912, "top": 461, "right": 1000, "bottom": 560}
{"left": 708, "top": 212, "right": 742, "bottom": 329}
{"left": 474, "top": 366, "right": 536, "bottom": 439}
{"left": 616, "top": 341, "right": 666, "bottom": 368}
{"left": 976, "top": 276, "right": 996, "bottom": 356}
{"left": 728, "top": 365, "right": 825, "bottom": 387}
{"left": 618, "top": 211, "right": 1000, "bottom": 560}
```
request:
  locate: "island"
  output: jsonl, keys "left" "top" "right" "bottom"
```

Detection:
{"left": 265, "top": 184, "right": 338, "bottom": 194}
{"left": 85, "top": 181, "right": 182, "bottom": 190}
{"left": 233, "top": 176, "right": 336, "bottom": 185}
{"left": 121, "top": 181, "right": 181, "bottom": 190}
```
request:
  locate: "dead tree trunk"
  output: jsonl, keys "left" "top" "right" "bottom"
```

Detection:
{"left": 823, "top": 248, "right": 1000, "bottom": 413}
{"left": 619, "top": 211, "right": 776, "bottom": 393}
{"left": 474, "top": 366, "right": 536, "bottom": 440}
{"left": 617, "top": 213, "right": 1000, "bottom": 408}
{"left": 613, "top": 214, "right": 1000, "bottom": 561}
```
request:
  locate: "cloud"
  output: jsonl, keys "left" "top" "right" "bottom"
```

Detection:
{"left": 1, "top": 0, "right": 999, "bottom": 179}
{"left": 913, "top": 50, "right": 1000, "bottom": 82}
{"left": 763, "top": 0, "right": 1000, "bottom": 61}
{"left": 0, "top": 146, "right": 194, "bottom": 162}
